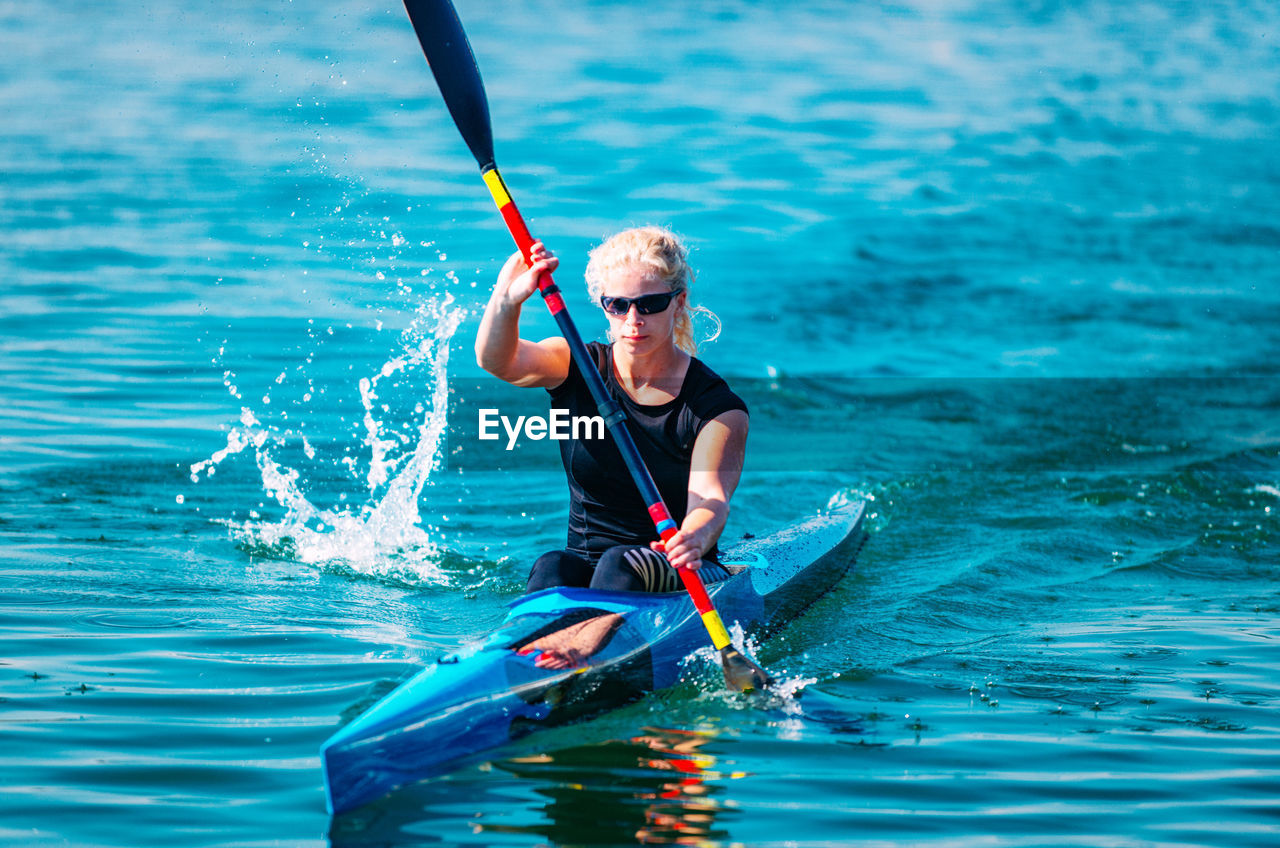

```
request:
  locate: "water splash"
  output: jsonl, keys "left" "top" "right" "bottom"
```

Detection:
{"left": 191, "top": 295, "right": 465, "bottom": 584}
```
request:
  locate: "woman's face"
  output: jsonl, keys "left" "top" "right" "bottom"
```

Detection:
{"left": 600, "top": 264, "right": 684, "bottom": 358}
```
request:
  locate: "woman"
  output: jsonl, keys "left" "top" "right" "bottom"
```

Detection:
{"left": 477, "top": 226, "right": 748, "bottom": 637}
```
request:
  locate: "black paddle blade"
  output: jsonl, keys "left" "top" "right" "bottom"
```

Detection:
{"left": 402, "top": 0, "right": 496, "bottom": 170}
{"left": 720, "top": 646, "right": 773, "bottom": 693}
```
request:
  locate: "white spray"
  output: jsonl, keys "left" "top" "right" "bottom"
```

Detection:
{"left": 190, "top": 295, "right": 465, "bottom": 584}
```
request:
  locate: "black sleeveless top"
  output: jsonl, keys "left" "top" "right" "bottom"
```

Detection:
{"left": 547, "top": 342, "right": 748, "bottom": 564}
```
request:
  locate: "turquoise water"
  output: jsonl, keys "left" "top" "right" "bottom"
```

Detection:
{"left": 3, "top": 0, "right": 1279, "bottom": 845}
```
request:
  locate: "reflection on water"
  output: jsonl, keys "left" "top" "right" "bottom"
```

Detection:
{"left": 330, "top": 726, "right": 739, "bottom": 847}
{"left": 494, "top": 732, "right": 732, "bottom": 846}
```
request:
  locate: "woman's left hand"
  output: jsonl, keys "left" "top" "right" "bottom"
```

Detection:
{"left": 651, "top": 528, "right": 706, "bottom": 570}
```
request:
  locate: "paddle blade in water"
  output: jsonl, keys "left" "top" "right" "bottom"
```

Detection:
{"left": 402, "top": 0, "right": 496, "bottom": 169}
{"left": 721, "top": 646, "right": 773, "bottom": 692}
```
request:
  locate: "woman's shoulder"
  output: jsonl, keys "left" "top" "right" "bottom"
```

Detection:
{"left": 685, "top": 354, "right": 738, "bottom": 397}
{"left": 685, "top": 355, "right": 748, "bottom": 418}
{"left": 548, "top": 341, "right": 610, "bottom": 397}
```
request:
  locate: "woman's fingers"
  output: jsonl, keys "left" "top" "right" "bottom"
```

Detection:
{"left": 674, "top": 553, "right": 703, "bottom": 570}
{"left": 530, "top": 254, "right": 559, "bottom": 280}
{"left": 652, "top": 533, "right": 703, "bottom": 570}
{"left": 527, "top": 241, "right": 554, "bottom": 266}
{"left": 504, "top": 247, "right": 559, "bottom": 303}
{"left": 497, "top": 242, "right": 557, "bottom": 294}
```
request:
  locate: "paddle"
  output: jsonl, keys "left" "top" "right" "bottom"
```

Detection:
{"left": 400, "top": 0, "right": 770, "bottom": 692}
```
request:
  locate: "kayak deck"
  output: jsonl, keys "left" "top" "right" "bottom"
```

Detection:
{"left": 322, "top": 498, "right": 867, "bottom": 815}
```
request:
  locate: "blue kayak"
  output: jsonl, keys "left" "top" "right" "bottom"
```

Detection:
{"left": 322, "top": 498, "right": 867, "bottom": 815}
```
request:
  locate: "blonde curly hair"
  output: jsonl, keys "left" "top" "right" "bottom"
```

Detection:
{"left": 583, "top": 226, "right": 721, "bottom": 355}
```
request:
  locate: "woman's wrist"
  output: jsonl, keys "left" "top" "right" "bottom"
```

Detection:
{"left": 685, "top": 504, "right": 725, "bottom": 542}
{"left": 490, "top": 294, "right": 523, "bottom": 316}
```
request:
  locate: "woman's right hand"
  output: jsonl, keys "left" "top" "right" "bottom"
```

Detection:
{"left": 496, "top": 241, "right": 558, "bottom": 309}
{"left": 476, "top": 240, "right": 570, "bottom": 388}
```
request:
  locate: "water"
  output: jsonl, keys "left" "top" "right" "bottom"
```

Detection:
{"left": 3, "top": 0, "right": 1279, "bottom": 845}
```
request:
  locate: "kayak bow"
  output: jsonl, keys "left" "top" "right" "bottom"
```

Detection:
{"left": 322, "top": 498, "right": 867, "bottom": 815}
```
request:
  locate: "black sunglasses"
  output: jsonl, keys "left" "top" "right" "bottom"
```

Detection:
{"left": 599, "top": 290, "right": 682, "bottom": 316}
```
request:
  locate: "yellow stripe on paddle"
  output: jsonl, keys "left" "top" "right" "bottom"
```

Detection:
{"left": 482, "top": 168, "right": 511, "bottom": 209}
{"left": 701, "top": 611, "right": 732, "bottom": 651}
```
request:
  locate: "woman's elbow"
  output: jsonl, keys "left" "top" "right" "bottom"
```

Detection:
{"left": 693, "top": 489, "right": 732, "bottom": 515}
{"left": 474, "top": 344, "right": 493, "bottom": 373}
{"left": 475, "top": 342, "right": 508, "bottom": 380}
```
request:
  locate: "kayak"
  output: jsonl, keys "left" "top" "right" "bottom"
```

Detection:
{"left": 321, "top": 497, "right": 867, "bottom": 815}
{"left": 322, "top": 498, "right": 867, "bottom": 814}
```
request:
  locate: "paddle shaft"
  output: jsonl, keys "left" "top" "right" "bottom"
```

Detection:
{"left": 479, "top": 167, "right": 733, "bottom": 651}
